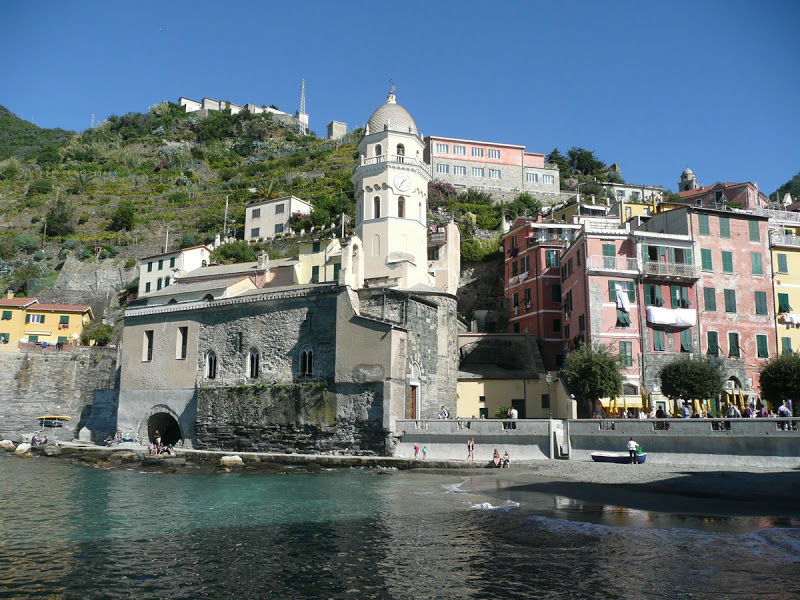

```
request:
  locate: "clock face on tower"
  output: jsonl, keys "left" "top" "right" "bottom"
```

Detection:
{"left": 393, "top": 173, "right": 411, "bottom": 192}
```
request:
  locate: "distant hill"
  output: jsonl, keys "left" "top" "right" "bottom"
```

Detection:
{"left": 0, "top": 105, "right": 75, "bottom": 162}
{"left": 773, "top": 171, "right": 800, "bottom": 203}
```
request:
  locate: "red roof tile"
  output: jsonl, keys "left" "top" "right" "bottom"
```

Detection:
{"left": 0, "top": 298, "right": 37, "bottom": 307}
{"left": 32, "top": 304, "right": 92, "bottom": 313}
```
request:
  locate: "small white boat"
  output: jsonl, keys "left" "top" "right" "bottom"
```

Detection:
{"left": 591, "top": 451, "right": 646, "bottom": 464}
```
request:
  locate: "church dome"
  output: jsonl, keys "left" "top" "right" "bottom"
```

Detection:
{"left": 682, "top": 168, "right": 694, "bottom": 177}
{"left": 367, "top": 92, "right": 419, "bottom": 136}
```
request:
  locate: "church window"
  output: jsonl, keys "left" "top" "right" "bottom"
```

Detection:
{"left": 300, "top": 346, "right": 313, "bottom": 376}
{"left": 398, "top": 197, "right": 405, "bottom": 218}
{"left": 206, "top": 350, "right": 217, "bottom": 379}
{"left": 176, "top": 327, "right": 188, "bottom": 360}
{"left": 373, "top": 196, "right": 381, "bottom": 219}
{"left": 143, "top": 330, "right": 154, "bottom": 362}
{"left": 453, "top": 145, "right": 466, "bottom": 155}
{"left": 435, "top": 143, "right": 448, "bottom": 153}
{"left": 488, "top": 149, "right": 501, "bottom": 159}
{"left": 248, "top": 348, "right": 260, "bottom": 379}
{"left": 396, "top": 144, "right": 405, "bottom": 156}
{"left": 372, "top": 234, "right": 381, "bottom": 256}
{"left": 471, "top": 147, "right": 484, "bottom": 157}
{"left": 436, "top": 164, "right": 449, "bottom": 174}
{"left": 201, "top": 260, "right": 208, "bottom": 267}
{"left": 375, "top": 144, "right": 382, "bottom": 157}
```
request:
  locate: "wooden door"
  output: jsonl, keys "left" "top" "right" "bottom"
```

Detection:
{"left": 409, "top": 386, "right": 417, "bottom": 419}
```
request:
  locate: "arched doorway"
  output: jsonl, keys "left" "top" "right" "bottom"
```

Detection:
{"left": 148, "top": 412, "right": 182, "bottom": 446}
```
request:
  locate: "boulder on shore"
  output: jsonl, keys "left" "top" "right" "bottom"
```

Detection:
{"left": 220, "top": 455, "right": 244, "bottom": 467}
{"left": 14, "top": 443, "right": 33, "bottom": 457}
{"left": 1, "top": 440, "right": 15, "bottom": 451}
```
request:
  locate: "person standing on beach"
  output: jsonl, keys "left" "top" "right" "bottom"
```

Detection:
{"left": 422, "top": 446, "right": 428, "bottom": 460}
{"left": 627, "top": 437, "right": 638, "bottom": 464}
{"left": 414, "top": 443, "right": 420, "bottom": 459}
{"left": 467, "top": 438, "right": 475, "bottom": 461}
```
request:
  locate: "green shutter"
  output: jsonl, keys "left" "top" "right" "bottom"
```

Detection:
{"left": 654, "top": 285, "right": 664, "bottom": 306}
{"left": 668, "top": 247, "right": 676, "bottom": 264}
{"left": 722, "top": 251, "right": 733, "bottom": 273}
{"left": 616, "top": 309, "right": 630, "bottom": 326}
{"left": 551, "top": 284, "right": 561, "bottom": 302}
{"left": 778, "top": 292, "right": 791, "bottom": 313}
{"left": 755, "top": 291, "right": 768, "bottom": 315}
{"left": 720, "top": 217, "right": 731, "bottom": 237}
{"left": 698, "top": 214, "right": 710, "bottom": 235}
{"left": 782, "top": 337, "right": 792, "bottom": 355}
{"left": 701, "top": 248, "right": 713, "bottom": 271}
{"left": 670, "top": 285, "right": 680, "bottom": 308}
{"left": 25, "top": 314, "right": 30, "bottom": 323}
{"left": 653, "top": 328, "right": 665, "bottom": 351}
{"left": 778, "top": 254, "right": 788, "bottom": 273}
{"left": 704, "top": 287, "right": 717, "bottom": 312}
{"left": 724, "top": 289, "right": 736, "bottom": 313}
{"left": 685, "top": 249, "right": 693, "bottom": 266}
{"left": 728, "top": 332, "right": 740, "bottom": 357}
{"left": 608, "top": 280, "right": 617, "bottom": 301}
{"left": 603, "top": 244, "right": 616, "bottom": 256}
{"left": 707, "top": 331, "right": 719, "bottom": 356}
{"left": 748, "top": 220, "right": 760, "bottom": 242}
{"left": 1, "top": 310, "right": 11, "bottom": 320}
{"left": 680, "top": 328, "right": 693, "bottom": 352}
{"left": 751, "top": 253, "right": 763, "bottom": 275}
{"left": 627, "top": 281, "right": 636, "bottom": 302}
{"left": 757, "top": 335, "right": 768, "bottom": 358}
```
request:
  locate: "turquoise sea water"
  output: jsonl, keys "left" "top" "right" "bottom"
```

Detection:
{"left": 1, "top": 454, "right": 799, "bottom": 599}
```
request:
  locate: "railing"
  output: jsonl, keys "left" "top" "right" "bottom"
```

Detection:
{"left": 396, "top": 419, "right": 549, "bottom": 435}
{"left": 770, "top": 233, "right": 800, "bottom": 248}
{"left": 526, "top": 235, "right": 570, "bottom": 247}
{"left": 586, "top": 255, "right": 638, "bottom": 272}
{"left": 359, "top": 154, "right": 426, "bottom": 169}
{"left": 754, "top": 207, "right": 800, "bottom": 223}
{"left": 428, "top": 231, "right": 446, "bottom": 243}
{"left": 642, "top": 261, "right": 700, "bottom": 279}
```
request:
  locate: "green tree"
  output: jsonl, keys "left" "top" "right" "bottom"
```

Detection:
{"left": 27, "top": 179, "right": 53, "bottom": 196}
{"left": 659, "top": 357, "right": 724, "bottom": 403}
{"left": 79, "top": 322, "right": 113, "bottom": 346}
{"left": 546, "top": 148, "right": 570, "bottom": 181}
{"left": 108, "top": 200, "right": 135, "bottom": 232}
{"left": 759, "top": 352, "right": 800, "bottom": 409}
{"left": 564, "top": 343, "right": 624, "bottom": 417}
{"left": 15, "top": 234, "right": 40, "bottom": 254}
{"left": 566, "top": 147, "right": 606, "bottom": 176}
{"left": 69, "top": 172, "right": 96, "bottom": 194}
{"left": 44, "top": 197, "right": 75, "bottom": 237}
{"left": 505, "top": 192, "right": 542, "bottom": 220}
{"left": 210, "top": 240, "right": 257, "bottom": 264}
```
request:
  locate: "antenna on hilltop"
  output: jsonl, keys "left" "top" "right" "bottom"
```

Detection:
{"left": 299, "top": 79, "right": 306, "bottom": 115}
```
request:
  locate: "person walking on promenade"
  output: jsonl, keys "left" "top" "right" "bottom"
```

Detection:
{"left": 627, "top": 437, "right": 639, "bottom": 464}
{"left": 422, "top": 446, "right": 428, "bottom": 460}
{"left": 439, "top": 405, "right": 449, "bottom": 420}
{"left": 414, "top": 443, "right": 420, "bottom": 460}
{"left": 508, "top": 406, "right": 518, "bottom": 430}
{"left": 467, "top": 438, "right": 475, "bottom": 461}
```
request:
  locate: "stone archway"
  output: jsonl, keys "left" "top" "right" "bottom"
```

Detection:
{"left": 148, "top": 412, "right": 182, "bottom": 446}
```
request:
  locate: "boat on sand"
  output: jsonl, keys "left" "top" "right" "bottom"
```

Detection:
{"left": 591, "top": 451, "right": 647, "bottom": 464}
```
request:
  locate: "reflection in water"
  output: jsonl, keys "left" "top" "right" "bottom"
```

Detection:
{"left": 1, "top": 456, "right": 799, "bottom": 599}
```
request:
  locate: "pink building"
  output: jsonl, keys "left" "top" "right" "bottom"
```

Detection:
{"left": 503, "top": 216, "right": 580, "bottom": 370}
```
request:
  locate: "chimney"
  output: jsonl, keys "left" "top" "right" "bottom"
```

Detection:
{"left": 257, "top": 253, "right": 269, "bottom": 270}
{"left": 6, "top": 290, "right": 13, "bottom": 299}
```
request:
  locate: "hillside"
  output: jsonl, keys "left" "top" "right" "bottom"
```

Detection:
{"left": 0, "top": 102, "right": 360, "bottom": 295}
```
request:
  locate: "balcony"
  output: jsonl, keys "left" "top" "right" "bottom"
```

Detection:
{"left": 428, "top": 230, "right": 447, "bottom": 244}
{"left": 526, "top": 233, "right": 570, "bottom": 248}
{"left": 642, "top": 261, "right": 700, "bottom": 280}
{"left": 358, "top": 154, "right": 426, "bottom": 169}
{"left": 586, "top": 255, "right": 638, "bottom": 274}
{"left": 770, "top": 233, "right": 800, "bottom": 248}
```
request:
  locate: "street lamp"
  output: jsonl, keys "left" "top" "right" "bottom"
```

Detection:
{"left": 545, "top": 372, "right": 553, "bottom": 420}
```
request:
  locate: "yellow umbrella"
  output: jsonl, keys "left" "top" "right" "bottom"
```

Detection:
{"left": 693, "top": 398, "right": 701, "bottom": 416}
{"left": 738, "top": 388, "right": 746, "bottom": 411}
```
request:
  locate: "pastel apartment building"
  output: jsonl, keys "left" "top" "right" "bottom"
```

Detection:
{"left": 245, "top": 196, "right": 313, "bottom": 241}
{"left": 138, "top": 245, "right": 213, "bottom": 297}
{"left": 506, "top": 203, "right": 777, "bottom": 416}
{"left": 423, "top": 136, "right": 561, "bottom": 202}
{"left": 0, "top": 295, "right": 93, "bottom": 348}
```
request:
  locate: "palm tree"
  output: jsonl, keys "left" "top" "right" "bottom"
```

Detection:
{"left": 70, "top": 172, "right": 96, "bottom": 194}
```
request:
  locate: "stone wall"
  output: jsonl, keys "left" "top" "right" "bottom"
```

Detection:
{"left": 194, "top": 382, "right": 387, "bottom": 454}
{"left": 54, "top": 256, "right": 138, "bottom": 294}
{"left": 0, "top": 347, "right": 118, "bottom": 441}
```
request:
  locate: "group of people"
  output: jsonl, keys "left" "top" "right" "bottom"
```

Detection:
{"left": 413, "top": 443, "right": 427, "bottom": 460}
{"left": 30, "top": 433, "right": 48, "bottom": 447}
{"left": 489, "top": 448, "right": 510, "bottom": 468}
{"left": 148, "top": 429, "right": 176, "bottom": 457}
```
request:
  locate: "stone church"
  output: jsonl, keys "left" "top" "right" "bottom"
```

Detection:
{"left": 116, "top": 92, "right": 463, "bottom": 455}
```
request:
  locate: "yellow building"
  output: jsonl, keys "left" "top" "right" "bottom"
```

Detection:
{"left": 0, "top": 296, "right": 93, "bottom": 349}
{"left": 770, "top": 223, "right": 800, "bottom": 355}
{"left": 294, "top": 238, "right": 342, "bottom": 284}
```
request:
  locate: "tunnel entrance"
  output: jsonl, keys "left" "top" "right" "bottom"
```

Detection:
{"left": 148, "top": 413, "right": 182, "bottom": 446}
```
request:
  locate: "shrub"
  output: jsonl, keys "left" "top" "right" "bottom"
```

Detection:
{"left": 28, "top": 179, "right": 54, "bottom": 196}
{"left": 210, "top": 240, "right": 257, "bottom": 264}
{"left": 108, "top": 200, "right": 135, "bottom": 232}
{"left": 80, "top": 322, "right": 114, "bottom": 346}
{"left": 44, "top": 197, "right": 75, "bottom": 237}
{"left": 33, "top": 251, "right": 45, "bottom": 261}
{"left": 168, "top": 191, "right": 190, "bottom": 205}
{"left": 15, "top": 234, "right": 40, "bottom": 254}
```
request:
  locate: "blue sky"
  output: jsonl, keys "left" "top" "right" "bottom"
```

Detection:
{"left": 2, "top": 1, "right": 798, "bottom": 195}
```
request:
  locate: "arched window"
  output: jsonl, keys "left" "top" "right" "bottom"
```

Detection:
{"left": 372, "top": 234, "right": 381, "bottom": 256}
{"left": 373, "top": 196, "right": 381, "bottom": 219}
{"left": 202, "top": 294, "right": 214, "bottom": 302}
{"left": 206, "top": 351, "right": 217, "bottom": 379}
{"left": 374, "top": 144, "right": 382, "bottom": 157}
{"left": 201, "top": 260, "right": 208, "bottom": 267}
{"left": 248, "top": 348, "right": 260, "bottom": 379}
{"left": 156, "top": 278, "right": 163, "bottom": 291}
{"left": 164, "top": 277, "right": 170, "bottom": 287}
{"left": 300, "top": 346, "right": 313, "bottom": 376}
{"left": 398, "top": 196, "right": 405, "bottom": 218}
{"left": 396, "top": 144, "right": 405, "bottom": 156}
{"left": 168, "top": 299, "right": 178, "bottom": 305}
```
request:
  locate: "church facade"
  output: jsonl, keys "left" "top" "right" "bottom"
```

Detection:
{"left": 116, "top": 93, "right": 463, "bottom": 454}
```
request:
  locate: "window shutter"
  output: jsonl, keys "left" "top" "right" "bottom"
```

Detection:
{"left": 685, "top": 249, "right": 693, "bottom": 266}
{"left": 644, "top": 285, "right": 652, "bottom": 306}
{"left": 627, "top": 281, "right": 636, "bottom": 302}
{"left": 680, "top": 328, "right": 693, "bottom": 351}
{"left": 671, "top": 285, "right": 680, "bottom": 309}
